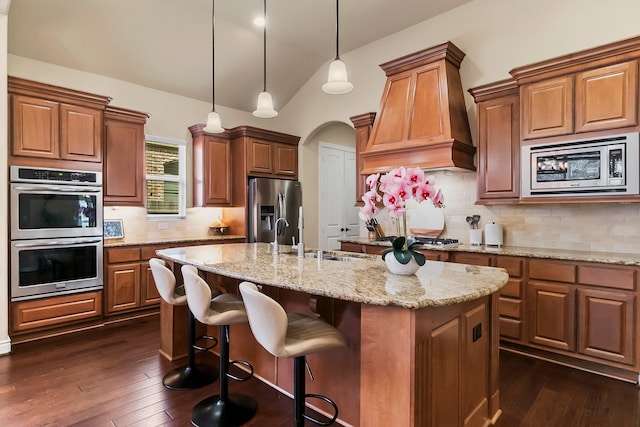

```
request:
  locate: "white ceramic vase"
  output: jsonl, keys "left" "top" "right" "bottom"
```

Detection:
{"left": 384, "top": 254, "right": 420, "bottom": 275}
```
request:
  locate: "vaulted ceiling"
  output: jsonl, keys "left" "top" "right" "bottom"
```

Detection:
{"left": 8, "top": 0, "right": 472, "bottom": 112}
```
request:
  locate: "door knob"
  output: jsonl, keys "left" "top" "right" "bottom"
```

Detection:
{"left": 340, "top": 228, "right": 345, "bottom": 232}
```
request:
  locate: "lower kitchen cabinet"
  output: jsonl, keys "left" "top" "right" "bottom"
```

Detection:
{"left": 105, "top": 247, "right": 145, "bottom": 314}
{"left": 10, "top": 291, "right": 103, "bottom": 337}
{"left": 577, "top": 288, "right": 635, "bottom": 365}
{"left": 527, "top": 281, "right": 576, "bottom": 352}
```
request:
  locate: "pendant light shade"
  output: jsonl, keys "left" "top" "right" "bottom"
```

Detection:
{"left": 204, "top": 0, "right": 224, "bottom": 133}
{"left": 253, "top": 0, "right": 278, "bottom": 118}
{"left": 323, "top": 0, "right": 353, "bottom": 94}
{"left": 204, "top": 111, "right": 224, "bottom": 133}
{"left": 254, "top": 91, "right": 278, "bottom": 118}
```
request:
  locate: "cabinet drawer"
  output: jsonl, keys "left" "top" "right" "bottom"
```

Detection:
{"left": 500, "top": 279, "right": 522, "bottom": 298}
{"left": 495, "top": 256, "right": 523, "bottom": 277}
{"left": 11, "top": 291, "right": 102, "bottom": 332}
{"left": 363, "top": 245, "right": 385, "bottom": 255}
{"left": 499, "top": 318, "right": 522, "bottom": 340}
{"left": 340, "top": 242, "right": 363, "bottom": 253}
{"left": 106, "top": 247, "right": 141, "bottom": 263}
{"left": 577, "top": 264, "right": 636, "bottom": 291}
{"left": 140, "top": 245, "right": 168, "bottom": 261}
{"left": 499, "top": 297, "right": 522, "bottom": 319}
{"left": 454, "top": 252, "right": 492, "bottom": 266}
{"left": 528, "top": 259, "right": 576, "bottom": 283}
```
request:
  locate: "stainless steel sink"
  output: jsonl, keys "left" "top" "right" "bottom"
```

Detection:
{"left": 303, "top": 251, "right": 362, "bottom": 262}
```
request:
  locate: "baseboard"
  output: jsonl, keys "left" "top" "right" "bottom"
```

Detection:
{"left": 0, "top": 337, "right": 12, "bottom": 355}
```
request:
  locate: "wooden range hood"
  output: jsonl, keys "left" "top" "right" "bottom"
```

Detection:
{"left": 360, "top": 41, "right": 475, "bottom": 174}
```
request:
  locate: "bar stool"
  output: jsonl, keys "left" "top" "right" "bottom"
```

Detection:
{"left": 149, "top": 258, "right": 218, "bottom": 390}
{"left": 238, "top": 281, "right": 347, "bottom": 427}
{"left": 182, "top": 265, "right": 258, "bottom": 427}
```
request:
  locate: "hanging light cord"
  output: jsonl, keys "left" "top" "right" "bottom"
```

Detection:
{"left": 211, "top": 0, "right": 216, "bottom": 111}
{"left": 262, "top": 0, "right": 267, "bottom": 92}
{"left": 335, "top": 0, "right": 340, "bottom": 60}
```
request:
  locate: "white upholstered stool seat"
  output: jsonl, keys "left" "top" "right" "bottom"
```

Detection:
{"left": 149, "top": 258, "right": 218, "bottom": 390}
{"left": 239, "top": 281, "right": 347, "bottom": 427}
{"left": 182, "top": 265, "right": 257, "bottom": 427}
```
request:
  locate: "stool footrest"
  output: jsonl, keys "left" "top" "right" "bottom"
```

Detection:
{"left": 303, "top": 393, "right": 339, "bottom": 426}
{"left": 227, "top": 359, "right": 254, "bottom": 382}
{"left": 193, "top": 335, "right": 218, "bottom": 352}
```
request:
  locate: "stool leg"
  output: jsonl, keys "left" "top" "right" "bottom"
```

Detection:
{"left": 190, "top": 325, "right": 258, "bottom": 427}
{"left": 294, "top": 356, "right": 306, "bottom": 427}
{"left": 163, "top": 309, "right": 219, "bottom": 390}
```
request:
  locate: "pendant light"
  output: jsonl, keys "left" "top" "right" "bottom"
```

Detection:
{"left": 322, "top": 0, "right": 353, "bottom": 94}
{"left": 253, "top": 0, "right": 278, "bottom": 118}
{"left": 204, "top": 0, "right": 224, "bottom": 133}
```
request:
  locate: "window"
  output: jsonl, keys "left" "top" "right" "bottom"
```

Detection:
{"left": 145, "top": 135, "right": 187, "bottom": 218}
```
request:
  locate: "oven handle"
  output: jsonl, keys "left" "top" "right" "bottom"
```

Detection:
{"left": 13, "top": 238, "right": 103, "bottom": 248}
{"left": 12, "top": 185, "right": 101, "bottom": 193}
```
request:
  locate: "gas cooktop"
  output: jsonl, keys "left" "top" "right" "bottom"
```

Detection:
{"left": 375, "top": 236, "right": 460, "bottom": 248}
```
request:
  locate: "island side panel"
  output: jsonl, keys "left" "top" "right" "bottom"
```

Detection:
{"left": 361, "top": 296, "right": 497, "bottom": 427}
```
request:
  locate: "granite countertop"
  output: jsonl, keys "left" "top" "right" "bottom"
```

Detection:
{"left": 104, "top": 235, "right": 245, "bottom": 248}
{"left": 339, "top": 237, "right": 640, "bottom": 266}
{"left": 155, "top": 242, "right": 509, "bottom": 310}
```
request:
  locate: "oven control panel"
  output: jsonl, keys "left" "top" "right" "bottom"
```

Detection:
{"left": 10, "top": 166, "right": 101, "bottom": 185}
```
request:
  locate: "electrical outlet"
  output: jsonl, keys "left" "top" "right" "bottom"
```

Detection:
{"left": 158, "top": 223, "right": 168, "bottom": 230}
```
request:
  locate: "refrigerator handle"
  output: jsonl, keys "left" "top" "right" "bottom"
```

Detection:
{"left": 277, "top": 192, "right": 285, "bottom": 235}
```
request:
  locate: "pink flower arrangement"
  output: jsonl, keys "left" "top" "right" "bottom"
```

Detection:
{"left": 359, "top": 166, "right": 444, "bottom": 222}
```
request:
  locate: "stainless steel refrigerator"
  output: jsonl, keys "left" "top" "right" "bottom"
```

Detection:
{"left": 247, "top": 178, "right": 302, "bottom": 245}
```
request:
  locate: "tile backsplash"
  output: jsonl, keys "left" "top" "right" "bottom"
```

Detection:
{"left": 369, "top": 171, "right": 640, "bottom": 254}
{"left": 104, "top": 206, "right": 225, "bottom": 244}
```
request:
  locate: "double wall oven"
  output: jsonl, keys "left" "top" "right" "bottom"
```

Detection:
{"left": 10, "top": 166, "right": 104, "bottom": 301}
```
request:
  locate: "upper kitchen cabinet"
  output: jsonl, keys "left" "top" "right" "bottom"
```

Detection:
{"left": 103, "top": 106, "right": 150, "bottom": 206}
{"left": 8, "top": 77, "right": 111, "bottom": 171}
{"left": 234, "top": 127, "right": 300, "bottom": 179}
{"left": 469, "top": 79, "right": 521, "bottom": 203}
{"left": 190, "top": 124, "right": 232, "bottom": 207}
{"left": 361, "top": 42, "right": 475, "bottom": 175}
{"left": 511, "top": 38, "right": 640, "bottom": 141}
{"left": 350, "top": 112, "right": 376, "bottom": 205}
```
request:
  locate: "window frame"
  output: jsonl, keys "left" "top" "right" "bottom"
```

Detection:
{"left": 144, "top": 135, "right": 187, "bottom": 220}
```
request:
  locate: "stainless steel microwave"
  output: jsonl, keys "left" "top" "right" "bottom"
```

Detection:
{"left": 521, "top": 133, "right": 640, "bottom": 197}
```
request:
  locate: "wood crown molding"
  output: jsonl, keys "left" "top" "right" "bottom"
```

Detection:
{"left": 378, "top": 41, "right": 466, "bottom": 76}
{"left": 468, "top": 78, "right": 519, "bottom": 103}
{"left": 8, "top": 76, "right": 112, "bottom": 109}
{"left": 104, "top": 106, "right": 150, "bottom": 124}
{"left": 349, "top": 112, "right": 376, "bottom": 128}
{"left": 188, "top": 124, "right": 300, "bottom": 146}
{"left": 510, "top": 35, "right": 640, "bottom": 83}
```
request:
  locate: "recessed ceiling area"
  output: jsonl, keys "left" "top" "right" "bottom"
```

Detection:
{"left": 7, "top": 0, "right": 473, "bottom": 113}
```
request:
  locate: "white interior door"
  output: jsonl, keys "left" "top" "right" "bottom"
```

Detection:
{"left": 319, "top": 143, "right": 358, "bottom": 250}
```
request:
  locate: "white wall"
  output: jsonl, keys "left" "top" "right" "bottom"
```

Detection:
{"left": 1, "top": 2, "right": 11, "bottom": 355}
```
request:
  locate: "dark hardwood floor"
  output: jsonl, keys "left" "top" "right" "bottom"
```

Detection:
{"left": 1, "top": 316, "right": 638, "bottom": 426}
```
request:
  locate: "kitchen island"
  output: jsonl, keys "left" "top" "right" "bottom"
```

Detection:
{"left": 156, "top": 243, "right": 509, "bottom": 427}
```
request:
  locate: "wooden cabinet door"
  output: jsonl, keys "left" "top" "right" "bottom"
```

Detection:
{"left": 103, "top": 117, "right": 145, "bottom": 206}
{"left": 247, "top": 139, "right": 274, "bottom": 175}
{"left": 273, "top": 143, "right": 297, "bottom": 178}
{"left": 477, "top": 95, "right": 520, "bottom": 200}
{"left": 527, "top": 282, "right": 576, "bottom": 351}
{"left": 575, "top": 61, "right": 638, "bottom": 133}
{"left": 141, "top": 261, "right": 161, "bottom": 307}
{"left": 577, "top": 288, "right": 635, "bottom": 365}
{"left": 340, "top": 242, "right": 363, "bottom": 253}
{"left": 11, "top": 95, "right": 60, "bottom": 159}
{"left": 59, "top": 103, "right": 102, "bottom": 162}
{"left": 521, "top": 76, "right": 574, "bottom": 139}
{"left": 106, "top": 263, "right": 141, "bottom": 314}
{"left": 203, "top": 136, "right": 232, "bottom": 205}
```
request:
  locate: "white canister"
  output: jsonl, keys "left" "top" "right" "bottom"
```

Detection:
{"left": 485, "top": 223, "right": 504, "bottom": 247}
{"left": 469, "top": 229, "right": 483, "bottom": 246}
